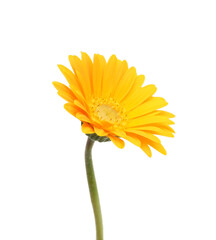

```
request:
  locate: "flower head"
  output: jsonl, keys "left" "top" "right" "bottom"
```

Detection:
{"left": 53, "top": 53, "right": 175, "bottom": 157}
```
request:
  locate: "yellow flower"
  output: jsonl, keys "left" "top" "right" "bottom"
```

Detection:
{"left": 53, "top": 53, "right": 175, "bottom": 157}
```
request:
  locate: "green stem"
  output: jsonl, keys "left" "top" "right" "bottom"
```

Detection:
{"left": 85, "top": 137, "right": 103, "bottom": 240}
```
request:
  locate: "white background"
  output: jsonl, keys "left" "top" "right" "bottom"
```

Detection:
{"left": 0, "top": 0, "right": 216, "bottom": 239}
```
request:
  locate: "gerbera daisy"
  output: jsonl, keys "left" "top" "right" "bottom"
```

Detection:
{"left": 53, "top": 52, "right": 175, "bottom": 157}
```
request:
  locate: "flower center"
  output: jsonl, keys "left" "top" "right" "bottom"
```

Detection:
{"left": 90, "top": 97, "right": 127, "bottom": 127}
{"left": 96, "top": 104, "right": 120, "bottom": 124}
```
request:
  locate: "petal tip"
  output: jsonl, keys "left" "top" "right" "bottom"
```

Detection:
{"left": 57, "top": 64, "right": 63, "bottom": 69}
{"left": 109, "top": 135, "right": 125, "bottom": 149}
{"left": 52, "top": 81, "right": 57, "bottom": 87}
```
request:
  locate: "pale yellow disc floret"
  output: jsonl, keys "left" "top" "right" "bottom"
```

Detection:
{"left": 90, "top": 97, "right": 127, "bottom": 127}
{"left": 96, "top": 104, "right": 120, "bottom": 124}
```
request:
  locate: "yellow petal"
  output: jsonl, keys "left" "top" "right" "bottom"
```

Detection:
{"left": 155, "top": 110, "right": 175, "bottom": 118}
{"left": 58, "top": 65, "right": 79, "bottom": 90}
{"left": 114, "top": 67, "right": 137, "bottom": 102}
{"left": 76, "top": 113, "right": 90, "bottom": 122}
{"left": 81, "top": 52, "right": 93, "bottom": 94}
{"left": 123, "top": 84, "right": 157, "bottom": 111}
{"left": 126, "top": 129, "right": 161, "bottom": 143}
{"left": 102, "top": 55, "right": 118, "bottom": 98}
{"left": 125, "top": 133, "right": 141, "bottom": 147}
{"left": 128, "top": 126, "right": 174, "bottom": 137}
{"left": 127, "top": 97, "right": 168, "bottom": 119}
{"left": 125, "top": 75, "right": 145, "bottom": 99}
{"left": 163, "top": 125, "right": 175, "bottom": 133}
{"left": 81, "top": 52, "right": 93, "bottom": 82}
{"left": 57, "top": 65, "right": 85, "bottom": 103}
{"left": 81, "top": 122, "right": 95, "bottom": 134}
{"left": 94, "top": 127, "right": 108, "bottom": 136}
{"left": 144, "top": 139, "right": 167, "bottom": 155}
{"left": 68, "top": 55, "right": 92, "bottom": 100}
{"left": 153, "top": 124, "right": 175, "bottom": 133}
{"left": 116, "top": 60, "right": 128, "bottom": 81}
{"left": 126, "top": 116, "right": 174, "bottom": 128}
{"left": 53, "top": 81, "right": 74, "bottom": 96}
{"left": 112, "top": 129, "right": 127, "bottom": 138}
{"left": 140, "top": 143, "right": 152, "bottom": 157}
{"left": 135, "top": 75, "right": 145, "bottom": 87}
{"left": 92, "top": 54, "right": 106, "bottom": 97}
{"left": 64, "top": 103, "right": 79, "bottom": 117}
{"left": 109, "top": 135, "right": 125, "bottom": 149}
{"left": 70, "top": 86, "right": 86, "bottom": 104}
{"left": 74, "top": 99, "right": 87, "bottom": 112}
{"left": 57, "top": 91, "right": 74, "bottom": 102}
{"left": 109, "top": 60, "right": 129, "bottom": 97}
